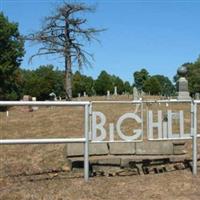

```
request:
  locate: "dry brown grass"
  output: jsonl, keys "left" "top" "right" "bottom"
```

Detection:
{"left": 0, "top": 95, "right": 200, "bottom": 200}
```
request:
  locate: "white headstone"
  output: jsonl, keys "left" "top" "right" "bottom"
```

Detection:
{"left": 83, "top": 92, "right": 87, "bottom": 97}
{"left": 195, "top": 93, "right": 200, "bottom": 100}
{"left": 114, "top": 86, "right": 117, "bottom": 96}
{"left": 107, "top": 90, "right": 110, "bottom": 100}
{"left": 141, "top": 90, "right": 145, "bottom": 97}
{"left": 32, "top": 97, "right": 38, "bottom": 111}
{"left": 133, "top": 87, "right": 139, "bottom": 100}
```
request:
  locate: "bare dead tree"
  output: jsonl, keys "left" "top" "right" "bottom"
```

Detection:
{"left": 26, "top": 2, "right": 104, "bottom": 100}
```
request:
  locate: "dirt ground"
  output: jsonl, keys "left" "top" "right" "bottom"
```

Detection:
{"left": 0, "top": 95, "right": 200, "bottom": 199}
{"left": 0, "top": 170, "right": 200, "bottom": 200}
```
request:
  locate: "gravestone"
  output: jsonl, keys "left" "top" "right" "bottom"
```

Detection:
{"left": 114, "top": 86, "right": 117, "bottom": 96}
{"left": 77, "top": 93, "right": 81, "bottom": 101}
{"left": 107, "top": 90, "right": 110, "bottom": 100}
{"left": 32, "top": 97, "right": 36, "bottom": 101}
{"left": 133, "top": 87, "right": 139, "bottom": 100}
{"left": 23, "top": 95, "right": 32, "bottom": 101}
{"left": 195, "top": 93, "right": 200, "bottom": 100}
{"left": 49, "top": 92, "right": 57, "bottom": 101}
{"left": 32, "top": 97, "right": 38, "bottom": 111}
{"left": 177, "top": 65, "right": 191, "bottom": 100}
{"left": 22, "top": 95, "right": 33, "bottom": 112}
{"left": 141, "top": 90, "right": 145, "bottom": 97}
{"left": 83, "top": 92, "right": 87, "bottom": 97}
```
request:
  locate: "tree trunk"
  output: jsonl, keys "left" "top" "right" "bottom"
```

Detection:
{"left": 65, "top": 55, "right": 72, "bottom": 100}
{"left": 64, "top": 18, "right": 73, "bottom": 101}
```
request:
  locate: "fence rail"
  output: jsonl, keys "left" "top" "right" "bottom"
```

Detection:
{"left": 0, "top": 101, "right": 90, "bottom": 106}
{"left": 0, "top": 100, "right": 199, "bottom": 181}
{"left": 0, "top": 138, "right": 86, "bottom": 145}
{"left": 0, "top": 101, "right": 90, "bottom": 181}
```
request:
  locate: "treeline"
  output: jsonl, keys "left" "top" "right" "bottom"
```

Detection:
{"left": 133, "top": 56, "right": 200, "bottom": 97}
{"left": 2, "top": 60, "right": 200, "bottom": 101}
{"left": 73, "top": 70, "right": 132, "bottom": 97}
{"left": 19, "top": 65, "right": 133, "bottom": 100}
{"left": 133, "top": 69, "right": 176, "bottom": 96}
{"left": 19, "top": 65, "right": 177, "bottom": 100}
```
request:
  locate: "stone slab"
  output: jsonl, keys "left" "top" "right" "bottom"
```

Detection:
{"left": 67, "top": 143, "right": 109, "bottom": 157}
{"left": 109, "top": 143, "right": 136, "bottom": 155}
{"left": 173, "top": 142, "right": 186, "bottom": 155}
{"left": 135, "top": 141, "right": 173, "bottom": 155}
{"left": 177, "top": 91, "right": 191, "bottom": 100}
{"left": 92, "top": 143, "right": 109, "bottom": 155}
{"left": 67, "top": 143, "right": 83, "bottom": 157}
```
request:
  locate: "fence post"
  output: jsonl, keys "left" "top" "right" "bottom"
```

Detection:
{"left": 84, "top": 104, "right": 89, "bottom": 181}
{"left": 192, "top": 101, "right": 197, "bottom": 175}
{"left": 141, "top": 102, "right": 144, "bottom": 140}
{"left": 89, "top": 103, "right": 92, "bottom": 141}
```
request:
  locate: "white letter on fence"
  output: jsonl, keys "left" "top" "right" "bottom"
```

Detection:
{"left": 92, "top": 112, "right": 107, "bottom": 141}
{"left": 148, "top": 110, "right": 162, "bottom": 139}
{"left": 116, "top": 113, "right": 142, "bottom": 141}
{"left": 167, "top": 110, "right": 189, "bottom": 138}
{"left": 109, "top": 123, "right": 114, "bottom": 142}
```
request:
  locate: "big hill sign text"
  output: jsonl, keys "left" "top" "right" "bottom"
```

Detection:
{"left": 92, "top": 110, "right": 191, "bottom": 142}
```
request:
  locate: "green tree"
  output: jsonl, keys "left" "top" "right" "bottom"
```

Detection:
{"left": 112, "top": 75, "right": 124, "bottom": 94}
{"left": 197, "top": 55, "right": 200, "bottom": 63}
{"left": 22, "top": 65, "right": 65, "bottom": 100}
{"left": 187, "top": 59, "right": 200, "bottom": 95}
{"left": 133, "top": 68, "right": 149, "bottom": 92}
{"left": 72, "top": 71, "right": 94, "bottom": 97}
{"left": 124, "top": 81, "right": 132, "bottom": 93}
{"left": 83, "top": 76, "right": 95, "bottom": 96}
{"left": 143, "top": 77, "right": 161, "bottom": 95}
{"left": 0, "top": 12, "right": 24, "bottom": 100}
{"left": 153, "top": 75, "right": 175, "bottom": 96}
{"left": 94, "top": 71, "right": 113, "bottom": 95}
{"left": 72, "top": 71, "right": 84, "bottom": 97}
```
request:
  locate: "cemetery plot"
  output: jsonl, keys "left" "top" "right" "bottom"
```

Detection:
{"left": 0, "top": 106, "right": 84, "bottom": 139}
{"left": 0, "top": 105, "right": 86, "bottom": 184}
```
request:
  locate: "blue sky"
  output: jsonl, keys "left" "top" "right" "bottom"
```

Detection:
{"left": 1, "top": 0, "right": 200, "bottom": 84}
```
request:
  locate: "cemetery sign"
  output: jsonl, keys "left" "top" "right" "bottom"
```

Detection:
{"left": 92, "top": 108, "right": 192, "bottom": 142}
